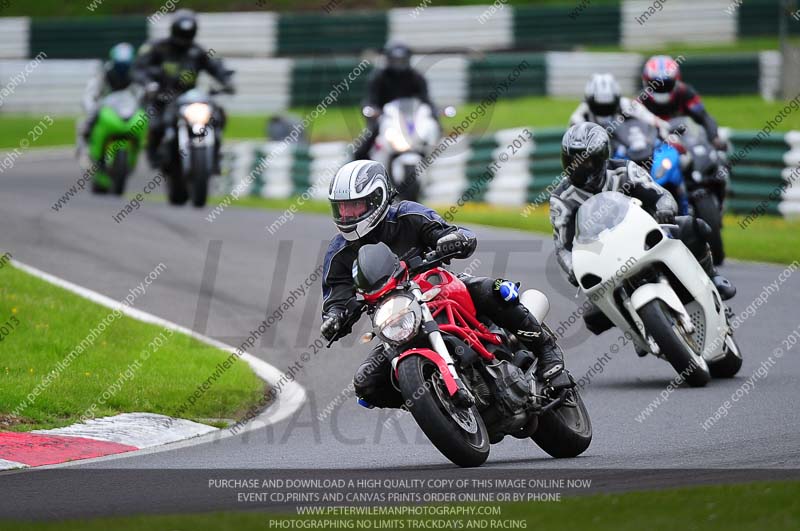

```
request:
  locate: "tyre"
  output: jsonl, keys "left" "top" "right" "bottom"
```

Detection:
{"left": 397, "top": 356, "right": 489, "bottom": 467}
{"left": 695, "top": 194, "right": 724, "bottom": 266}
{"left": 166, "top": 171, "right": 188, "bottom": 206}
{"left": 639, "top": 300, "right": 711, "bottom": 387}
{"left": 189, "top": 147, "right": 210, "bottom": 208}
{"left": 709, "top": 334, "right": 743, "bottom": 378}
{"left": 396, "top": 165, "right": 421, "bottom": 202}
{"left": 109, "top": 148, "right": 129, "bottom": 196}
{"left": 91, "top": 180, "right": 108, "bottom": 194}
{"left": 531, "top": 385, "right": 592, "bottom": 458}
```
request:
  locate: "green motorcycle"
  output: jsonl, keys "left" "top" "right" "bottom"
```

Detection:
{"left": 88, "top": 89, "right": 147, "bottom": 195}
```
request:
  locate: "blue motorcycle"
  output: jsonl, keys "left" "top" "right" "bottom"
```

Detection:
{"left": 601, "top": 117, "right": 689, "bottom": 215}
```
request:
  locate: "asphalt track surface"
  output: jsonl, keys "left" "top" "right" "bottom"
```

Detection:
{"left": 1, "top": 154, "right": 799, "bottom": 519}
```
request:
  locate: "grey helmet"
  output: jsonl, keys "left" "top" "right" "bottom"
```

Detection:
{"left": 561, "top": 123, "right": 611, "bottom": 193}
{"left": 584, "top": 73, "right": 621, "bottom": 118}
{"left": 328, "top": 160, "right": 395, "bottom": 241}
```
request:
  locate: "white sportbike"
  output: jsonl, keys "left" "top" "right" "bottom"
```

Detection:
{"left": 571, "top": 191, "right": 742, "bottom": 387}
{"left": 364, "top": 98, "right": 454, "bottom": 202}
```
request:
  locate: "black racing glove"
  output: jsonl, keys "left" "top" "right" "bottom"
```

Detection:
{"left": 436, "top": 232, "right": 475, "bottom": 259}
{"left": 320, "top": 308, "right": 347, "bottom": 341}
{"left": 654, "top": 209, "right": 676, "bottom": 224}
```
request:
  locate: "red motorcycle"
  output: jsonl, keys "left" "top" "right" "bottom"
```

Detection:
{"left": 327, "top": 243, "right": 592, "bottom": 467}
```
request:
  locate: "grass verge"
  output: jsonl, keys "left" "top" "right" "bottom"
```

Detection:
{"left": 220, "top": 197, "right": 800, "bottom": 266}
{"left": 2, "top": 480, "right": 798, "bottom": 531}
{"left": 2, "top": 95, "right": 798, "bottom": 150}
{"left": 0, "top": 264, "right": 265, "bottom": 431}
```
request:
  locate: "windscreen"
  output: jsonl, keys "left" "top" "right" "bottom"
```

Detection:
{"left": 574, "top": 191, "right": 631, "bottom": 244}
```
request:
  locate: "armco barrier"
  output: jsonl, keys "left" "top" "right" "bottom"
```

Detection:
{"left": 0, "top": 51, "right": 773, "bottom": 115}
{"left": 1, "top": 1, "right": 793, "bottom": 61}
{"left": 219, "top": 127, "right": 799, "bottom": 219}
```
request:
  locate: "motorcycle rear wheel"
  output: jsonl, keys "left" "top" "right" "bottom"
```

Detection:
{"left": 531, "top": 385, "right": 592, "bottom": 458}
{"left": 397, "top": 356, "right": 489, "bottom": 468}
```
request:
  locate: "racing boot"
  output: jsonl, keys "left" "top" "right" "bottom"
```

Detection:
{"left": 515, "top": 314, "right": 572, "bottom": 390}
{"left": 699, "top": 249, "right": 736, "bottom": 301}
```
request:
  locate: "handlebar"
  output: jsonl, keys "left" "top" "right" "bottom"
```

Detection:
{"left": 406, "top": 250, "right": 459, "bottom": 275}
{"left": 325, "top": 250, "right": 459, "bottom": 347}
{"left": 210, "top": 85, "right": 235, "bottom": 96}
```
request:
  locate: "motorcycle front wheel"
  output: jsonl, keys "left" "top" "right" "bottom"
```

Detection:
{"left": 639, "top": 300, "right": 711, "bottom": 387}
{"left": 397, "top": 356, "right": 489, "bottom": 467}
{"left": 109, "top": 148, "right": 129, "bottom": 196}
{"left": 709, "top": 333, "right": 743, "bottom": 378}
{"left": 694, "top": 193, "right": 724, "bottom": 265}
{"left": 531, "top": 385, "right": 592, "bottom": 458}
{"left": 189, "top": 146, "right": 211, "bottom": 208}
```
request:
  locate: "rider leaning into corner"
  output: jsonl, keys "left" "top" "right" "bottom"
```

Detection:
{"left": 549, "top": 124, "right": 736, "bottom": 338}
{"left": 320, "top": 160, "right": 572, "bottom": 409}
{"left": 352, "top": 43, "right": 437, "bottom": 161}
{"left": 640, "top": 55, "right": 727, "bottom": 151}
{"left": 76, "top": 42, "right": 137, "bottom": 165}
{"left": 131, "top": 9, "right": 234, "bottom": 171}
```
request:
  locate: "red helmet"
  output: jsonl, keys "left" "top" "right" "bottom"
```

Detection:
{"left": 642, "top": 55, "right": 681, "bottom": 104}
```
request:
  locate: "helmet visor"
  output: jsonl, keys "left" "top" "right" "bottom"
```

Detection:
{"left": 563, "top": 152, "right": 606, "bottom": 190}
{"left": 588, "top": 100, "right": 619, "bottom": 118}
{"left": 652, "top": 77, "right": 676, "bottom": 94}
{"left": 331, "top": 188, "right": 385, "bottom": 226}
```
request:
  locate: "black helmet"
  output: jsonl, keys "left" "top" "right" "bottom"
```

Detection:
{"left": 561, "top": 123, "right": 611, "bottom": 193}
{"left": 328, "top": 160, "right": 394, "bottom": 241}
{"left": 170, "top": 9, "right": 198, "bottom": 49}
{"left": 384, "top": 43, "right": 412, "bottom": 73}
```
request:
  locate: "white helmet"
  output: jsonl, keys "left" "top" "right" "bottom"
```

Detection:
{"left": 328, "top": 160, "right": 394, "bottom": 241}
{"left": 584, "top": 73, "right": 621, "bottom": 118}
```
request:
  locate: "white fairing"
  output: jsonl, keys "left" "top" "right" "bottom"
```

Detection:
{"left": 571, "top": 191, "right": 729, "bottom": 362}
{"left": 370, "top": 98, "right": 441, "bottom": 179}
{"left": 102, "top": 89, "right": 139, "bottom": 121}
{"left": 520, "top": 289, "right": 550, "bottom": 323}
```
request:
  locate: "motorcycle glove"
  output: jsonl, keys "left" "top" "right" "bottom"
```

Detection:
{"left": 320, "top": 308, "right": 347, "bottom": 341}
{"left": 712, "top": 137, "right": 728, "bottom": 151}
{"left": 654, "top": 209, "right": 676, "bottom": 225}
{"left": 436, "top": 232, "right": 475, "bottom": 259}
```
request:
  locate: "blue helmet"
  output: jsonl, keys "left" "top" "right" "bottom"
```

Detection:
{"left": 106, "top": 42, "right": 135, "bottom": 88}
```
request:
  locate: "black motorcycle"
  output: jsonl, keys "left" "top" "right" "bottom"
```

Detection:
{"left": 669, "top": 117, "right": 729, "bottom": 265}
{"left": 159, "top": 84, "right": 232, "bottom": 208}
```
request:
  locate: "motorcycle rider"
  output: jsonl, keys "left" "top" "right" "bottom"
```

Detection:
{"left": 641, "top": 55, "right": 726, "bottom": 150}
{"left": 570, "top": 73, "right": 670, "bottom": 139}
{"left": 77, "top": 42, "right": 137, "bottom": 166}
{"left": 132, "top": 9, "right": 234, "bottom": 169}
{"left": 321, "top": 160, "right": 570, "bottom": 408}
{"left": 352, "top": 43, "right": 436, "bottom": 161}
{"left": 550, "top": 123, "right": 735, "bottom": 312}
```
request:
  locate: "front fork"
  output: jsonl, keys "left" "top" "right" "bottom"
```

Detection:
{"left": 392, "top": 287, "right": 475, "bottom": 405}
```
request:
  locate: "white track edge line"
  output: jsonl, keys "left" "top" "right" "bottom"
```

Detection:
{"left": 7, "top": 258, "right": 307, "bottom": 469}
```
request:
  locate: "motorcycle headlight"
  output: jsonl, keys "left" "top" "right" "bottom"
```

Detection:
{"left": 385, "top": 127, "right": 411, "bottom": 152}
{"left": 373, "top": 295, "right": 421, "bottom": 345}
{"left": 183, "top": 102, "right": 212, "bottom": 125}
{"left": 654, "top": 157, "right": 672, "bottom": 180}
